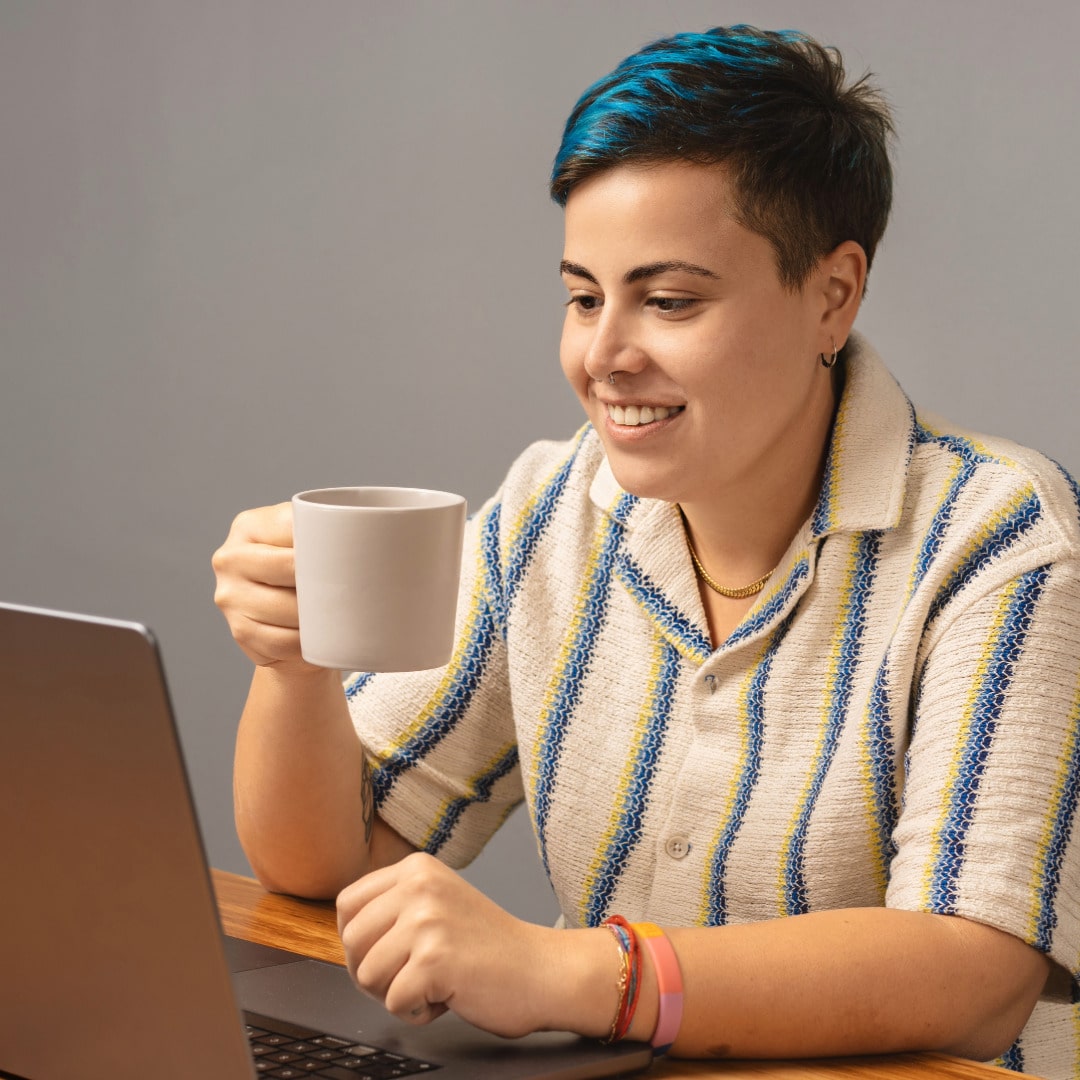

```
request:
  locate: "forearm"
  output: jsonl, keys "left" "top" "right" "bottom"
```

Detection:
{"left": 555, "top": 908, "right": 1047, "bottom": 1061}
{"left": 234, "top": 665, "right": 374, "bottom": 898}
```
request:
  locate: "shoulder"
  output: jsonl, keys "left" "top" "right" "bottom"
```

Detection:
{"left": 909, "top": 408, "right": 1080, "bottom": 559}
{"left": 493, "top": 424, "right": 608, "bottom": 520}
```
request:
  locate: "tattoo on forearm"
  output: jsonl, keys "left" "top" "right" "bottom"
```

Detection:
{"left": 361, "top": 756, "right": 374, "bottom": 845}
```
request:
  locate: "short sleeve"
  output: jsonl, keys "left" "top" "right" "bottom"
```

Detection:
{"left": 344, "top": 494, "right": 520, "bottom": 869}
{"left": 886, "top": 558, "right": 1080, "bottom": 1001}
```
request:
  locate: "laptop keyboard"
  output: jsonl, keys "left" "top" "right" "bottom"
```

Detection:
{"left": 245, "top": 1010, "right": 441, "bottom": 1078}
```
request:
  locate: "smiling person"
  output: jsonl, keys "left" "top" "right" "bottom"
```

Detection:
{"left": 212, "top": 25, "right": 1080, "bottom": 1077}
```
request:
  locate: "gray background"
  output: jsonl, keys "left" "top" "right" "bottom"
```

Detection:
{"left": 3, "top": 1, "right": 1077, "bottom": 926}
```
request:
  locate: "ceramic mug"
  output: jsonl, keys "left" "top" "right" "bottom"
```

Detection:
{"left": 292, "top": 486, "right": 466, "bottom": 672}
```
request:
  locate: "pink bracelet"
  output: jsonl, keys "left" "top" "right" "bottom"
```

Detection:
{"left": 631, "top": 922, "right": 683, "bottom": 1055}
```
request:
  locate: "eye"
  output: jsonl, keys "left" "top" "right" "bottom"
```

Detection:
{"left": 647, "top": 296, "right": 697, "bottom": 314}
{"left": 565, "top": 294, "right": 602, "bottom": 313}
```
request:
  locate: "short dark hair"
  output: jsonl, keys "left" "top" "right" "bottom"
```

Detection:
{"left": 550, "top": 25, "right": 895, "bottom": 291}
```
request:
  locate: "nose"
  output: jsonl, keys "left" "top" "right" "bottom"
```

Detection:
{"left": 582, "top": 307, "right": 649, "bottom": 384}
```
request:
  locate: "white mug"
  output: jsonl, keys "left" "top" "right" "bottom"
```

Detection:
{"left": 291, "top": 486, "right": 467, "bottom": 672}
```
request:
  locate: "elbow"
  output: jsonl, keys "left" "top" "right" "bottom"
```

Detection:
{"left": 938, "top": 1023, "right": 1024, "bottom": 1066}
{"left": 933, "top": 961, "right": 1050, "bottom": 1063}
{"left": 239, "top": 830, "right": 363, "bottom": 901}
{"left": 248, "top": 863, "right": 343, "bottom": 902}
{"left": 936, "top": 1008, "right": 1035, "bottom": 1064}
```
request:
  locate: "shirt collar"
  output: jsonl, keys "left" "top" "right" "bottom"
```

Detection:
{"left": 589, "top": 331, "right": 915, "bottom": 540}
{"left": 808, "top": 331, "right": 915, "bottom": 538}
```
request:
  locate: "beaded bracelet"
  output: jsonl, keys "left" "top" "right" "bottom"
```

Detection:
{"left": 600, "top": 915, "right": 642, "bottom": 1043}
{"left": 631, "top": 922, "right": 683, "bottom": 1056}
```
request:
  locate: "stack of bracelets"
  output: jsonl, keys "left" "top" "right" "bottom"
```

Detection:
{"left": 600, "top": 916, "right": 684, "bottom": 1055}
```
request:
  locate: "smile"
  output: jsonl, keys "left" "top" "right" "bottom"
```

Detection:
{"left": 606, "top": 404, "right": 685, "bottom": 427}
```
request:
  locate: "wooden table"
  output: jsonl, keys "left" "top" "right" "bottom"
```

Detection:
{"left": 211, "top": 869, "right": 1024, "bottom": 1080}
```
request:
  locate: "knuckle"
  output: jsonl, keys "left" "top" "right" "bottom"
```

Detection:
{"left": 402, "top": 851, "right": 439, "bottom": 877}
{"left": 352, "top": 960, "right": 380, "bottom": 998}
{"left": 232, "top": 508, "right": 256, "bottom": 533}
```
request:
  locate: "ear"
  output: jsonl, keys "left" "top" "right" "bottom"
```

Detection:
{"left": 815, "top": 241, "right": 867, "bottom": 351}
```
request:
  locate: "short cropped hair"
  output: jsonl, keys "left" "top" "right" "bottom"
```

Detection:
{"left": 550, "top": 25, "right": 894, "bottom": 291}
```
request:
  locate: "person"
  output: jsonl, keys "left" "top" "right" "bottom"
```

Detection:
{"left": 212, "top": 24, "right": 1080, "bottom": 1077}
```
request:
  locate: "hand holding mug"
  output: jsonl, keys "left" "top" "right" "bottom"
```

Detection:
{"left": 212, "top": 502, "right": 311, "bottom": 671}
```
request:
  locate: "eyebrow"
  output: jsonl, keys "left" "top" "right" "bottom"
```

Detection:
{"left": 559, "top": 259, "right": 721, "bottom": 284}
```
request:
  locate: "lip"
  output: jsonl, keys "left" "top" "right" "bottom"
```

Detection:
{"left": 593, "top": 396, "right": 686, "bottom": 410}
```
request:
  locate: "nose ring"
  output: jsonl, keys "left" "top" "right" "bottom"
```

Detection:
{"left": 608, "top": 372, "right": 616, "bottom": 386}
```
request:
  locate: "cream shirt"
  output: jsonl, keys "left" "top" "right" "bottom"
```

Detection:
{"left": 347, "top": 335, "right": 1080, "bottom": 1077}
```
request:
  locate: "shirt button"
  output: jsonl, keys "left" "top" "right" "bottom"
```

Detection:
{"left": 664, "top": 834, "right": 691, "bottom": 860}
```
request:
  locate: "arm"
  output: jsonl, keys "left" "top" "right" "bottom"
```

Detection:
{"left": 336, "top": 855, "right": 1048, "bottom": 1060}
{"left": 213, "top": 503, "right": 415, "bottom": 899}
{"left": 633, "top": 908, "right": 1048, "bottom": 1060}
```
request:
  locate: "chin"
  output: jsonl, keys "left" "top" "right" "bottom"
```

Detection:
{"left": 606, "top": 460, "right": 683, "bottom": 504}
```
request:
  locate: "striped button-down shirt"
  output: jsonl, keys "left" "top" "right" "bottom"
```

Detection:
{"left": 348, "top": 334, "right": 1080, "bottom": 1076}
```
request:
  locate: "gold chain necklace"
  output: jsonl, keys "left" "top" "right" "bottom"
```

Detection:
{"left": 678, "top": 508, "right": 778, "bottom": 600}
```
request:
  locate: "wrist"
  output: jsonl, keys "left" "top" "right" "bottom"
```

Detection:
{"left": 252, "top": 662, "right": 346, "bottom": 706}
{"left": 542, "top": 927, "right": 627, "bottom": 1038}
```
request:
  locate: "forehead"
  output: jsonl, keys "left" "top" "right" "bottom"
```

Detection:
{"left": 561, "top": 161, "right": 773, "bottom": 275}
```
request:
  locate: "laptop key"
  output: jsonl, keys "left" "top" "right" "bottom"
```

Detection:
{"left": 310, "top": 1035, "right": 358, "bottom": 1050}
{"left": 269, "top": 1050, "right": 304, "bottom": 1064}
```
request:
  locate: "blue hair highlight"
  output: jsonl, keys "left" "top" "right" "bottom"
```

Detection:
{"left": 553, "top": 26, "right": 806, "bottom": 190}
{"left": 550, "top": 24, "right": 894, "bottom": 288}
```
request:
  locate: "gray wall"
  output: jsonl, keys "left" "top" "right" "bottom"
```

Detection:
{"left": 3, "top": 1, "right": 1078, "bottom": 926}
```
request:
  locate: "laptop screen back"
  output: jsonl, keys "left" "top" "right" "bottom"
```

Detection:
{"left": 0, "top": 603, "right": 254, "bottom": 1079}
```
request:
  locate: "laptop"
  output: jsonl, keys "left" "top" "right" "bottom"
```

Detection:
{"left": 0, "top": 602, "right": 652, "bottom": 1080}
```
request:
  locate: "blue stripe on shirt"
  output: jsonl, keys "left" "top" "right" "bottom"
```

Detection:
{"left": 782, "top": 532, "right": 880, "bottom": 915}
{"left": 926, "top": 565, "right": 1049, "bottom": 912}
{"left": 582, "top": 638, "right": 680, "bottom": 926}
{"left": 702, "top": 613, "right": 797, "bottom": 926}
{"left": 533, "top": 495, "right": 632, "bottom": 874}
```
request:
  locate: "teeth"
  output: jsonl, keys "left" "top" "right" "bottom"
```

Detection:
{"left": 607, "top": 404, "right": 681, "bottom": 427}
